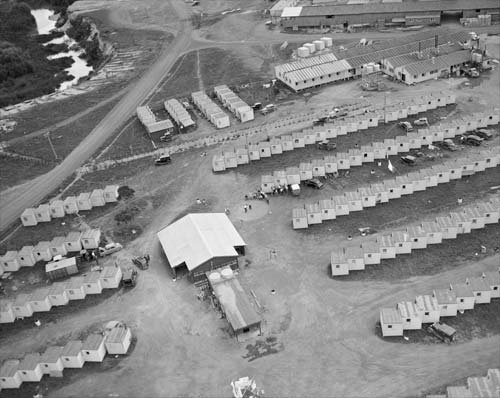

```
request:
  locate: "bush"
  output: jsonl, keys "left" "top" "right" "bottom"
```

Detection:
{"left": 0, "top": 42, "right": 33, "bottom": 82}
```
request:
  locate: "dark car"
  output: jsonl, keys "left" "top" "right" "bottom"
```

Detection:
{"left": 122, "top": 268, "right": 138, "bottom": 287}
{"left": 400, "top": 155, "right": 416, "bottom": 165}
{"left": 155, "top": 154, "right": 171, "bottom": 165}
{"left": 465, "top": 135, "right": 483, "bottom": 146}
{"left": 304, "top": 178, "right": 324, "bottom": 189}
{"left": 441, "top": 139, "right": 459, "bottom": 151}
{"left": 313, "top": 117, "right": 328, "bottom": 126}
{"left": 317, "top": 140, "right": 337, "bottom": 151}
{"left": 475, "top": 129, "right": 493, "bottom": 140}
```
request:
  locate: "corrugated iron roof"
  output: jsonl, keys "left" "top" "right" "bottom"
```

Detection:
{"left": 380, "top": 307, "right": 402, "bottom": 324}
{"left": 466, "top": 277, "right": 490, "bottom": 292}
{"left": 433, "top": 288, "right": 457, "bottom": 305}
{"left": 451, "top": 282, "right": 474, "bottom": 298}
{"left": 402, "top": 50, "right": 471, "bottom": 76}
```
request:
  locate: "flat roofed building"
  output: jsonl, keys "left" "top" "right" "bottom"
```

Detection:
{"left": 18, "top": 353, "right": 43, "bottom": 382}
{"left": 466, "top": 277, "right": 491, "bottom": 304}
{"left": 380, "top": 308, "right": 403, "bottom": 337}
{"left": 331, "top": 249, "right": 349, "bottom": 276}
{"left": 82, "top": 334, "right": 106, "bottom": 362}
{"left": 415, "top": 295, "right": 440, "bottom": 323}
{"left": 391, "top": 230, "right": 412, "bottom": 254}
{"left": 61, "top": 340, "right": 84, "bottom": 368}
{"left": 13, "top": 293, "right": 33, "bottom": 318}
{"left": 450, "top": 283, "right": 475, "bottom": 310}
{"left": 482, "top": 271, "right": 500, "bottom": 298}
{"left": 0, "top": 359, "right": 22, "bottom": 389}
{"left": 397, "top": 301, "right": 421, "bottom": 330}
{"left": 344, "top": 245, "right": 364, "bottom": 271}
{"left": 421, "top": 221, "right": 443, "bottom": 244}
{"left": 305, "top": 203, "right": 322, "bottom": 225}
{"left": 29, "top": 288, "right": 52, "bottom": 312}
{"left": 39, "top": 346, "right": 64, "bottom": 377}
{"left": 105, "top": 326, "right": 132, "bottom": 354}
{"left": 361, "top": 240, "right": 381, "bottom": 265}
{"left": 377, "top": 234, "right": 396, "bottom": 259}
{"left": 0, "top": 299, "right": 15, "bottom": 323}
{"left": 292, "top": 208, "right": 308, "bottom": 229}
{"left": 433, "top": 289, "right": 458, "bottom": 317}
{"left": 48, "top": 282, "right": 69, "bottom": 306}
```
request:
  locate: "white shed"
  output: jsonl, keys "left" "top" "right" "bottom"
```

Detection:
{"left": 319, "top": 199, "right": 336, "bottom": 220}
{"left": 273, "top": 170, "right": 288, "bottom": 187}
{"left": 303, "top": 131, "right": 316, "bottom": 145}
{"left": 285, "top": 167, "right": 301, "bottom": 185}
{"left": 33, "top": 241, "right": 52, "bottom": 262}
{"left": 466, "top": 277, "right": 491, "bottom": 304}
{"left": 462, "top": 207, "right": 486, "bottom": 229}
{"left": 476, "top": 202, "right": 499, "bottom": 224}
{"left": 395, "top": 136, "right": 410, "bottom": 153}
{"left": 414, "top": 294, "right": 440, "bottom": 324}
{"left": 50, "top": 236, "right": 68, "bottom": 257}
{"left": 280, "top": 135, "right": 294, "bottom": 151}
{"left": 83, "top": 271, "right": 103, "bottom": 295}
{"left": 104, "top": 185, "right": 120, "bottom": 203}
{"left": 258, "top": 142, "right": 272, "bottom": 158}
{"left": 29, "top": 288, "right": 52, "bottom": 312}
{"left": 450, "top": 283, "right": 475, "bottom": 311}
{"left": 65, "top": 277, "right": 86, "bottom": 300}
{"left": 292, "top": 208, "right": 308, "bottom": 230}
{"left": 0, "top": 299, "right": 15, "bottom": 323}
{"left": 372, "top": 142, "right": 386, "bottom": 160}
{"left": 77, "top": 192, "right": 92, "bottom": 211}
{"left": 417, "top": 129, "right": 433, "bottom": 147}
{"left": 223, "top": 151, "right": 238, "bottom": 169}
{"left": 312, "top": 159, "right": 326, "bottom": 177}
{"left": 236, "top": 148, "right": 249, "bottom": 165}
{"left": 406, "top": 225, "right": 427, "bottom": 250}
{"left": 35, "top": 204, "right": 51, "bottom": 223}
{"left": 105, "top": 325, "right": 132, "bottom": 354}
{"left": 18, "top": 353, "right": 43, "bottom": 382}
{"left": 212, "top": 155, "right": 226, "bottom": 172}
{"left": 429, "top": 125, "right": 444, "bottom": 143}
{"left": 384, "top": 179, "right": 402, "bottom": 200}
{"left": 332, "top": 195, "right": 350, "bottom": 216}
{"left": 482, "top": 271, "right": 500, "bottom": 298}
{"left": 360, "top": 145, "right": 374, "bottom": 164}
{"left": 64, "top": 231, "right": 83, "bottom": 252}
{"left": 61, "top": 340, "right": 85, "bottom": 368}
{"left": 13, "top": 293, "right": 33, "bottom": 318}
{"left": 421, "top": 221, "right": 443, "bottom": 245}
{"left": 49, "top": 200, "right": 65, "bottom": 218}
{"left": 408, "top": 171, "right": 426, "bottom": 192}
{"left": 17, "top": 245, "right": 36, "bottom": 267}
{"left": 361, "top": 240, "right": 381, "bottom": 265}
{"left": 39, "top": 346, "right": 64, "bottom": 377}
{"left": 447, "top": 161, "right": 463, "bottom": 180}
{"left": 380, "top": 308, "right": 403, "bottom": 337}
{"left": 331, "top": 249, "right": 349, "bottom": 276}
{"left": 432, "top": 164, "right": 450, "bottom": 184}
{"left": 483, "top": 149, "right": 499, "bottom": 168}
{"left": 407, "top": 132, "right": 421, "bottom": 149}
{"left": 345, "top": 245, "right": 365, "bottom": 271}
{"left": 324, "top": 156, "right": 338, "bottom": 174}
{"left": 371, "top": 183, "right": 389, "bottom": 204}
{"left": 420, "top": 168, "right": 438, "bottom": 188}
{"left": 344, "top": 191, "right": 363, "bottom": 212}
{"left": 347, "top": 149, "right": 362, "bottom": 167}
{"left": 48, "top": 282, "right": 69, "bottom": 307}
{"left": 81, "top": 229, "right": 101, "bottom": 250}
{"left": 299, "top": 162, "right": 313, "bottom": 181}
{"left": 2, "top": 250, "right": 20, "bottom": 272}
{"left": 306, "top": 203, "right": 322, "bottom": 225}
{"left": 63, "top": 196, "right": 79, "bottom": 214}
{"left": 450, "top": 212, "right": 472, "bottom": 234}
{"left": 260, "top": 175, "right": 275, "bottom": 194}
{"left": 433, "top": 289, "right": 458, "bottom": 317}
{"left": 397, "top": 301, "right": 422, "bottom": 330}
{"left": 436, "top": 216, "right": 458, "bottom": 239}
{"left": 82, "top": 334, "right": 106, "bottom": 362}
{"left": 391, "top": 231, "right": 412, "bottom": 254}
{"left": 336, "top": 152, "right": 350, "bottom": 170}
{"left": 383, "top": 139, "right": 398, "bottom": 156}
{"left": 0, "top": 360, "right": 22, "bottom": 389}
{"left": 377, "top": 234, "right": 396, "bottom": 259}
{"left": 90, "top": 189, "right": 106, "bottom": 207}
{"left": 395, "top": 175, "right": 414, "bottom": 196}
{"left": 99, "top": 265, "right": 123, "bottom": 289}
{"left": 358, "top": 187, "right": 377, "bottom": 208}
{"left": 248, "top": 144, "right": 260, "bottom": 161}
{"left": 21, "top": 208, "right": 38, "bottom": 226}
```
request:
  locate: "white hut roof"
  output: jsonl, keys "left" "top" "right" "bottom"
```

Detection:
{"left": 451, "top": 282, "right": 474, "bottom": 298}
{"left": 62, "top": 340, "right": 83, "bottom": 356}
{"left": 466, "top": 277, "right": 490, "bottom": 292}
{"left": 433, "top": 289, "right": 456, "bottom": 305}
{"left": 41, "top": 346, "right": 64, "bottom": 363}
{"left": 106, "top": 326, "right": 130, "bottom": 344}
{"left": 82, "top": 334, "right": 105, "bottom": 350}
{"left": 19, "top": 353, "right": 41, "bottom": 371}
{"left": 14, "top": 293, "right": 32, "bottom": 306}
{"left": 380, "top": 308, "right": 402, "bottom": 325}
{"left": 0, "top": 359, "right": 20, "bottom": 377}
{"left": 30, "top": 288, "right": 50, "bottom": 302}
{"left": 397, "top": 301, "right": 419, "bottom": 319}
{"left": 292, "top": 208, "right": 307, "bottom": 218}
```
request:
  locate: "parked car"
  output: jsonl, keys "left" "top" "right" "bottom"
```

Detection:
{"left": 475, "top": 128, "right": 493, "bottom": 140}
{"left": 465, "top": 135, "right": 484, "bottom": 146}
{"left": 155, "top": 154, "right": 171, "bottom": 165}
{"left": 317, "top": 140, "right": 337, "bottom": 151}
{"left": 160, "top": 132, "right": 172, "bottom": 142}
{"left": 251, "top": 102, "right": 262, "bottom": 110}
{"left": 260, "top": 104, "right": 276, "bottom": 115}
{"left": 441, "top": 139, "right": 459, "bottom": 151}
{"left": 122, "top": 268, "right": 138, "bottom": 287}
{"left": 413, "top": 117, "right": 429, "bottom": 126}
{"left": 304, "top": 178, "right": 324, "bottom": 189}
{"left": 99, "top": 242, "right": 123, "bottom": 257}
{"left": 313, "top": 116, "right": 328, "bottom": 126}
{"left": 398, "top": 121, "right": 413, "bottom": 132}
{"left": 400, "top": 155, "right": 416, "bottom": 165}
{"left": 427, "top": 322, "right": 456, "bottom": 343}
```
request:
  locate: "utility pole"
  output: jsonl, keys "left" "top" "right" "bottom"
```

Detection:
{"left": 45, "top": 131, "right": 58, "bottom": 161}
{"left": 383, "top": 92, "right": 387, "bottom": 124}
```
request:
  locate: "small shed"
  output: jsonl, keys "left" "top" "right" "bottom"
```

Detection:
{"left": 433, "top": 289, "right": 458, "bottom": 317}
{"left": 285, "top": 167, "right": 301, "bottom": 185}
{"left": 436, "top": 216, "right": 458, "bottom": 239}
{"left": 18, "top": 353, "right": 43, "bottom": 382}
{"left": 17, "top": 245, "right": 36, "bottom": 267}
{"left": 99, "top": 265, "right": 123, "bottom": 289}
{"left": 450, "top": 283, "right": 475, "bottom": 311}
{"left": 395, "top": 175, "right": 414, "bottom": 196}
{"left": 371, "top": 183, "right": 389, "bottom": 204}
{"left": 406, "top": 225, "right": 427, "bottom": 250}
{"left": 312, "top": 159, "right": 326, "bottom": 177}
{"left": 332, "top": 195, "right": 349, "bottom": 216}
{"left": 77, "top": 192, "right": 92, "bottom": 211}
{"left": 48, "top": 237, "right": 68, "bottom": 259}
{"left": 83, "top": 271, "right": 103, "bottom": 295}
{"left": 347, "top": 149, "right": 362, "bottom": 167}
{"left": 323, "top": 156, "right": 338, "bottom": 174}
{"left": 483, "top": 149, "right": 499, "bottom": 168}
{"left": 450, "top": 212, "right": 472, "bottom": 234}
{"left": 313, "top": 129, "right": 326, "bottom": 142}
{"left": 336, "top": 152, "right": 350, "bottom": 170}
{"left": 476, "top": 202, "right": 499, "bottom": 224}
{"left": 21, "top": 208, "right": 38, "bottom": 226}
{"left": 235, "top": 148, "right": 249, "bottom": 165}
{"left": 447, "top": 161, "right": 463, "bottom": 180}
{"left": 104, "top": 185, "right": 120, "bottom": 203}
{"left": 331, "top": 249, "right": 349, "bottom": 276}
{"left": 48, "top": 282, "right": 69, "bottom": 306}
{"left": 344, "top": 245, "right": 365, "bottom": 271}
{"left": 414, "top": 295, "right": 440, "bottom": 324}
{"left": 299, "top": 162, "right": 313, "bottom": 181}
{"left": 304, "top": 131, "right": 316, "bottom": 145}
{"left": 391, "top": 231, "right": 412, "bottom": 254}
{"left": 248, "top": 144, "right": 260, "bottom": 161}
{"left": 2, "top": 251, "right": 20, "bottom": 272}
{"left": 280, "top": 135, "right": 294, "bottom": 151}
{"left": 61, "top": 340, "right": 85, "bottom": 368}
{"left": 420, "top": 168, "right": 438, "bottom": 187}
{"left": 384, "top": 179, "right": 402, "bottom": 200}
{"left": 212, "top": 155, "right": 226, "bottom": 172}
{"left": 421, "top": 221, "right": 443, "bottom": 245}
{"left": 82, "top": 334, "right": 106, "bottom": 362}
{"left": 358, "top": 187, "right": 376, "bottom": 208}
{"left": 361, "top": 240, "right": 381, "bottom": 265}
{"left": 395, "top": 135, "right": 410, "bottom": 153}
{"left": 377, "top": 235, "right": 396, "bottom": 259}
{"left": 466, "top": 277, "right": 491, "bottom": 304}
{"left": 417, "top": 129, "right": 433, "bottom": 147}
{"left": 260, "top": 175, "right": 275, "bottom": 194}
{"left": 64, "top": 231, "right": 83, "bottom": 252}
{"left": 29, "top": 288, "right": 52, "bottom": 312}
{"left": 380, "top": 308, "right": 403, "bottom": 337}
{"left": 0, "top": 300, "right": 15, "bottom": 323}
{"left": 360, "top": 145, "right": 374, "bottom": 164}
{"left": 105, "top": 326, "right": 132, "bottom": 354}
{"left": 63, "top": 196, "right": 79, "bottom": 214}
{"left": 273, "top": 170, "right": 287, "bottom": 187}
{"left": 33, "top": 241, "right": 52, "bottom": 262}
{"left": 461, "top": 207, "right": 486, "bottom": 229}
{"left": 397, "top": 301, "right": 422, "bottom": 330}
{"left": 46, "top": 257, "right": 79, "bottom": 281}
{"left": 81, "top": 229, "right": 101, "bottom": 249}
{"left": 13, "top": 293, "right": 33, "bottom": 318}
{"left": 407, "top": 171, "right": 426, "bottom": 192}
{"left": 407, "top": 132, "right": 422, "bottom": 149}
{"left": 65, "top": 277, "right": 86, "bottom": 300}
{"left": 223, "top": 151, "right": 237, "bottom": 168}
{"left": 49, "top": 200, "right": 65, "bottom": 218}
{"left": 39, "top": 346, "right": 64, "bottom": 377}
{"left": 35, "top": 204, "right": 51, "bottom": 223}
{"left": 372, "top": 142, "right": 386, "bottom": 160}
{"left": 258, "top": 142, "right": 271, "bottom": 158}
{"left": 90, "top": 189, "right": 106, "bottom": 207}
{"left": 383, "top": 139, "right": 398, "bottom": 156}
{"left": 432, "top": 164, "right": 450, "bottom": 184}
{"left": 306, "top": 203, "right": 322, "bottom": 225}
{"left": 292, "top": 208, "right": 308, "bottom": 230}
{"left": 344, "top": 191, "right": 362, "bottom": 212}
{"left": 319, "top": 199, "right": 336, "bottom": 220}
{"left": 356, "top": 116, "right": 369, "bottom": 130}
{"left": 482, "top": 271, "right": 500, "bottom": 298}
{"left": 0, "top": 360, "right": 22, "bottom": 389}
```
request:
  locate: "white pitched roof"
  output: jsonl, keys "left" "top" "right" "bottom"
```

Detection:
{"left": 157, "top": 213, "right": 246, "bottom": 271}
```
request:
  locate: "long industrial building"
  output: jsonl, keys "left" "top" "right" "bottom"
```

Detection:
{"left": 279, "top": 0, "right": 500, "bottom": 30}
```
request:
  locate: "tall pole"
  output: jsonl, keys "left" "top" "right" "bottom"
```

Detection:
{"left": 45, "top": 132, "right": 58, "bottom": 161}
{"left": 384, "top": 92, "right": 387, "bottom": 124}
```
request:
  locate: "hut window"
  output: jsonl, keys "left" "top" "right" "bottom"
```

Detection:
{"left": 23, "top": 217, "right": 28, "bottom": 221}
{"left": 493, "top": 287, "right": 498, "bottom": 290}
{"left": 476, "top": 292, "right": 481, "bottom": 296}
{"left": 86, "top": 351, "right": 90, "bottom": 355}
{"left": 336, "top": 265, "right": 340, "bottom": 268}
{"left": 413, "top": 238, "right": 418, "bottom": 242}
{"left": 406, "top": 319, "right": 410, "bottom": 322}
{"left": 65, "top": 358, "right": 69, "bottom": 361}
{"left": 425, "top": 312, "right": 429, "bottom": 316}
{"left": 460, "top": 299, "right": 464, "bottom": 302}
{"left": 296, "top": 219, "right": 300, "bottom": 222}
{"left": 472, "top": 219, "right": 477, "bottom": 223}
{"left": 44, "top": 364, "right": 48, "bottom": 368}
{"left": 243, "top": 328, "right": 250, "bottom": 333}
{"left": 388, "top": 325, "right": 392, "bottom": 329}
{"left": 382, "top": 249, "right": 387, "bottom": 253}
{"left": 22, "top": 371, "right": 27, "bottom": 375}
{"left": 367, "top": 254, "right": 372, "bottom": 258}
{"left": 398, "top": 243, "right": 403, "bottom": 247}
{"left": 87, "top": 284, "right": 92, "bottom": 288}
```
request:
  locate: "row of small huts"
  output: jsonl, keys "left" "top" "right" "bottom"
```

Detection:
{"left": 20, "top": 185, "right": 119, "bottom": 227}
{"left": 330, "top": 198, "right": 500, "bottom": 276}
{"left": 0, "top": 325, "right": 132, "bottom": 389}
{"left": 0, "top": 228, "right": 101, "bottom": 275}
{"left": 213, "top": 85, "right": 254, "bottom": 123}
{"left": 192, "top": 90, "right": 230, "bottom": 129}
{"left": 380, "top": 270, "right": 500, "bottom": 337}
{"left": 427, "top": 368, "right": 500, "bottom": 398}
{"left": 293, "top": 151, "right": 498, "bottom": 229}
{"left": 0, "top": 265, "right": 123, "bottom": 323}
{"left": 163, "top": 98, "right": 195, "bottom": 129}
{"left": 136, "top": 105, "right": 173, "bottom": 134}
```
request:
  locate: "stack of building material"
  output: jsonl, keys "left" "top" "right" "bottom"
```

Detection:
{"left": 192, "top": 91, "right": 230, "bottom": 129}
{"left": 163, "top": 99, "right": 195, "bottom": 129}
{"left": 330, "top": 197, "right": 499, "bottom": 276}
{"left": 380, "top": 270, "right": 500, "bottom": 337}
{"left": 136, "top": 105, "right": 173, "bottom": 134}
{"left": 214, "top": 85, "right": 254, "bottom": 123}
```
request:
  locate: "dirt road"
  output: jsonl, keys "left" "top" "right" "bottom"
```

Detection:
{"left": 0, "top": 0, "right": 192, "bottom": 232}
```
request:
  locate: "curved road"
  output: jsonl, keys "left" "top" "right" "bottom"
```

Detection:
{"left": 0, "top": 0, "right": 192, "bottom": 231}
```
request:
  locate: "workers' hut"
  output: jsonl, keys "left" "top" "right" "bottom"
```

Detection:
{"left": 13, "top": 293, "right": 33, "bottom": 318}
{"left": 90, "top": 189, "right": 106, "bottom": 207}
{"left": 361, "top": 240, "right": 381, "bottom": 265}
{"left": 331, "top": 249, "right": 349, "bottom": 276}
{"left": 281, "top": 135, "right": 294, "bottom": 151}
{"left": 299, "top": 162, "right": 313, "bottom": 181}
{"left": 63, "top": 196, "right": 79, "bottom": 214}
{"left": 436, "top": 216, "right": 458, "bottom": 239}
{"left": 305, "top": 203, "right": 322, "bottom": 225}
{"left": 335, "top": 152, "right": 349, "bottom": 170}
{"left": 450, "top": 283, "right": 475, "bottom": 311}
{"left": 450, "top": 212, "right": 472, "bottom": 234}
{"left": 81, "top": 229, "right": 101, "bottom": 250}
{"left": 319, "top": 199, "right": 336, "bottom": 221}
{"left": 323, "top": 156, "right": 338, "bottom": 174}
{"left": 406, "top": 225, "right": 427, "bottom": 250}
{"left": 457, "top": 157, "right": 475, "bottom": 177}
{"left": 18, "top": 353, "right": 43, "bottom": 382}
{"left": 99, "top": 265, "right": 123, "bottom": 289}
{"left": 64, "top": 231, "right": 83, "bottom": 253}
{"left": 408, "top": 171, "right": 426, "bottom": 192}
{"left": 414, "top": 295, "right": 440, "bottom": 324}
{"left": 285, "top": 167, "right": 301, "bottom": 185}
{"left": 260, "top": 175, "right": 275, "bottom": 194}
{"left": 407, "top": 132, "right": 421, "bottom": 149}
{"left": 77, "top": 193, "right": 92, "bottom": 211}
{"left": 212, "top": 155, "right": 226, "bottom": 172}
{"left": 377, "top": 235, "right": 396, "bottom": 259}
{"left": 48, "top": 282, "right": 69, "bottom": 307}
{"left": 345, "top": 245, "right": 365, "bottom": 271}
{"left": 17, "top": 246, "right": 36, "bottom": 267}
{"left": 0, "top": 300, "right": 15, "bottom": 323}
{"left": 65, "top": 277, "right": 86, "bottom": 300}
{"left": 372, "top": 142, "right": 386, "bottom": 160}
{"left": 61, "top": 340, "right": 85, "bottom": 368}
{"left": 347, "top": 149, "right": 362, "bottom": 167}
{"left": 433, "top": 289, "right": 458, "bottom": 317}
{"left": 105, "top": 325, "right": 132, "bottom": 354}
{"left": 0, "top": 360, "right": 22, "bottom": 389}
{"left": 83, "top": 271, "right": 103, "bottom": 295}
{"left": 21, "top": 208, "right": 37, "bottom": 227}
{"left": 46, "top": 257, "right": 79, "bottom": 281}
{"left": 391, "top": 230, "right": 412, "bottom": 254}
{"left": 248, "top": 144, "right": 260, "bottom": 161}
{"left": 417, "top": 128, "right": 433, "bottom": 147}
{"left": 34, "top": 241, "right": 52, "bottom": 262}
{"left": 332, "top": 195, "right": 349, "bottom": 216}
{"left": 304, "top": 131, "right": 316, "bottom": 145}
{"left": 358, "top": 187, "right": 376, "bottom": 208}
{"left": 1, "top": 251, "right": 20, "bottom": 272}
{"left": 477, "top": 202, "right": 499, "bottom": 224}
{"left": 462, "top": 206, "right": 486, "bottom": 229}
{"left": 384, "top": 179, "right": 402, "bottom": 200}
{"left": 482, "top": 271, "right": 500, "bottom": 298}
{"left": 157, "top": 213, "right": 246, "bottom": 282}
{"left": 344, "top": 191, "right": 362, "bottom": 212}
{"left": 429, "top": 125, "right": 444, "bottom": 143}
{"left": 35, "top": 204, "right": 51, "bottom": 223}
{"left": 483, "top": 149, "right": 499, "bottom": 168}
{"left": 292, "top": 208, "right": 308, "bottom": 230}
{"left": 370, "top": 183, "right": 389, "bottom": 204}
{"left": 273, "top": 170, "right": 287, "bottom": 187}
{"left": 235, "top": 148, "right": 249, "bottom": 165}
{"left": 395, "top": 135, "right": 410, "bottom": 153}
{"left": 82, "top": 334, "right": 106, "bottom": 362}
{"left": 50, "top": 236, "right": 68, "bottom": 257}
{"left": 447, "top": 161, "right": 463, "bottom": 180}
{"left": 258, "top": 142, "right": 272, "bottom": 158}
{"left": 29, "top": 288, "right": 52, "bottom": 312}
{"left": 223, "top": 151, "right": 237, "bottom": 169}
{"left": 432, "top": 164, "right": 450, "bottom": 184}
{"left": 310, "top": 159, "right": 325, "bottom": 178}
{"left": 395, "top": 175, "right": 414, "bottom": 196}
{"left": 397, "top": 301, "right": 422, "bottom": 330}
{"left": 380, "top": 308, "right": 403, "bottom": 337}
{"left": 466, "top": 277, "right": 491, "bottom": 304}
{"left": 383, "top": 138, "right": 398, "bottom": 156}
{"left": 104, "top": 185, "right": 120, "bottom": 203}
{"left": 49, "top": 200, "right": 65, "bottom": 218}
{"left": 420, "top": 168, "right": 438, "bottom": 188}
{"left": 39, "top": 346, "right": 64, "bottom": 377}
{"left": 421, "top": 221, "right": 443, "bottom": 245}
{"left": 360, "top": 145, "right": 374, "bottom": 164}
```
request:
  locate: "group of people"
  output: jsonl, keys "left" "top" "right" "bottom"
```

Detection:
{"left": 243, "top": 204, "right": 253, "bottom": 213}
